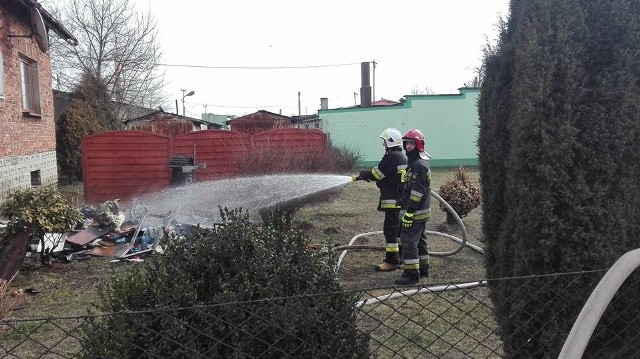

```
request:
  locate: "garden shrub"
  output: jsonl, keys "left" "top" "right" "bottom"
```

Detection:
{"left": 438, "top": 166, "right": 481, "bottom": 225}
{"left": 0, "top": 186, "right": 83, "bottom": 266}
{"left": 238, "top": 147, "right": 331, "bottom": 174}
{"left": 79, "top": 208, "right": 370, "bottom": 358}
{"left": 327, "top": 143, "right": 361, "bottom": 171}
{"left": 238, "top": 143, "right": 361, "bottom": 175}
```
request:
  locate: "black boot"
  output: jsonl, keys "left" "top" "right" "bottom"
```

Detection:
{"left": 419, "top": 264, "right": 429, "bottom": 277}
{"left": 394, "top": 270, "right": 420, "bottom": 286}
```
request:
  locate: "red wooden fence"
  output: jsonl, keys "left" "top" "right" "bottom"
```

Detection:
{"left": 172, "top": 130, "right": 251, "bottom": 180}
{"left": 82, "top": 128, "right": 327, "bottom": 203}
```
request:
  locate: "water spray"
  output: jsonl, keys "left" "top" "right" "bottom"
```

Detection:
{"left": 125, "top": 174, "right": 353, "bottom": 228}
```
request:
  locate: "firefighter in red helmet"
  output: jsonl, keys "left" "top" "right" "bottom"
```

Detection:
{"left": 395, "top": 129, "right": 432, "bottom": 285}
{"left": 353, "top": 128, "right": 408, "bottom": 271}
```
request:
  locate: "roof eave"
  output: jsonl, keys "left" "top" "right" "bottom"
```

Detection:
{"left": 17, "top": 0, "right": 78, "bottom": 45}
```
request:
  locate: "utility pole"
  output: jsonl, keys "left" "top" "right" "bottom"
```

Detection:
{"left": 353, "top": 92, "right": 358, "bottom": 106}
{"left": 298, "top": 91, "right": 301, "bottom": 116}
{"left": 372, "top": 60, "right": 377, "bottom": 102}
{"left": 181, "top": 89, "right": 195, "bottom": 116}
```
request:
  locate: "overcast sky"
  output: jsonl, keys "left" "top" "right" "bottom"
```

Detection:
{"left": 133, "top": 0, "right": 510, "bottom": 118}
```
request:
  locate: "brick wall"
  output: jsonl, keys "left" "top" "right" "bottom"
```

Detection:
{"left": 0, "top": 3, "right": 58, "bottom": 203}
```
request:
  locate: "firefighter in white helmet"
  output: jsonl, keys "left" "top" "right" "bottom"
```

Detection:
{"left": 352, "top": 128, "right": 408, "bottom": 272}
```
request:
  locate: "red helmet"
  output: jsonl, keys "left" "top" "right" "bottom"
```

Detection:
{"left": 402, "top": 129, "right": 425, "bottom": 152}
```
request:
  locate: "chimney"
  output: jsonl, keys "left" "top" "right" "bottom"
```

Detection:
{"left": 320, "top": 97, "right": 328, "bottom": 110}
{"left": 360, "top": 62, "right": 372, "bottom": 107}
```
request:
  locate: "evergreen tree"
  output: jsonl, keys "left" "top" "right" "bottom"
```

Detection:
{"left": 75, "top": 73, "right": 119, "bottom": 130}
{"left": 479, "top": 0, "right": 640, "bottom": 356}
{"left": 56, "top": 99, "right": 101, "bottom": 183}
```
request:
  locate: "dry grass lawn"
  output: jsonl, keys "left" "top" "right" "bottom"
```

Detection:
{"left": 296, "top": 167, "right": 485, "bottom": 289}
{"left": 6, "top": 167, "right": 486, "bottom": 315}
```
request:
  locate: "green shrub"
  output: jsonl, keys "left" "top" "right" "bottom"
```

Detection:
{"left": 80, "top": 208, "right": 370, "bottom": 358}
{"left": 0, "top": 186, "right": 83, "bottom": 266}
{"left": 56, "top": 98, "right": 101, "bottom": 183}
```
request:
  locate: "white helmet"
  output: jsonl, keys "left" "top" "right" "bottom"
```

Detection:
{"left": 379, "top": 128, "right": 403, "bottom": 148}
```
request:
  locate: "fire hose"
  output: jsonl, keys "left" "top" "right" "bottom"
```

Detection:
{"left": 331, "top": 190, "right": 483, "bottom": 273}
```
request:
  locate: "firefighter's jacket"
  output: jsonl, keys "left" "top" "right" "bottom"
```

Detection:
{"left": 359, "top": 147, "right": 407, "bottom": 212}
{"left": 399, "top": 155, "right": 431, "bottom": 222}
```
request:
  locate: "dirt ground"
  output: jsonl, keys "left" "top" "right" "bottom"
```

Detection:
{"left": 6, "top": 167, "right": 485, "bottom": 318}
{"left": 296, "top": 167, "right": 485, "bottom": 290}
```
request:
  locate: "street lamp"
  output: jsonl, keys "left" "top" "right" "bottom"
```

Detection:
{"left": 181, "top": 89, "right": 195, "bottom": 116}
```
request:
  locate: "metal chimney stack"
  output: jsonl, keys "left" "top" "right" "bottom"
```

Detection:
{"left": 320, "top": 97, "right": 328, "bottom": 110}
{"left": 360, "top": 62, "right": 372, "bottom": 107}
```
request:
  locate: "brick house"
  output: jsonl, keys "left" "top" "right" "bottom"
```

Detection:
{"left": 0, "top": 0, "right": 76, "bottom": 202}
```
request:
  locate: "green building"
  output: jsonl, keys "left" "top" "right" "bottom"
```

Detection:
{"left": 319, "top": 88, "right": 480, "bottom": 168}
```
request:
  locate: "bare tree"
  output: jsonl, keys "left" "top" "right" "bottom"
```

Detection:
{"left": 50, "top": 0, "right": 167, "bottom": 122}
{"left": 464, "top": 16, "right": 508, "bottom": 88}
{"left": 410, "top": 85, "right": 435, "bottom": 95}
{"left": 463, "top": 35, "right": 491, "bottom": 88}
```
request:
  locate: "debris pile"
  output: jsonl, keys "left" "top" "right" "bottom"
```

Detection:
{"left": 26, "top": 200, "right": 179, "bottom": 264}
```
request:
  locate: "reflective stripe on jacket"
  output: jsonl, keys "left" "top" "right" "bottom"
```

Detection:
{"left": 399, "top": 156, "right": 431, "bottom": 222}
{"left": 359, "top": 147, "right": 408, "bottom": 212}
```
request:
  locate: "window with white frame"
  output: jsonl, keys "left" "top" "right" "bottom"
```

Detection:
{"left": 19, "top": 55, "right": 41, "bottom": 114}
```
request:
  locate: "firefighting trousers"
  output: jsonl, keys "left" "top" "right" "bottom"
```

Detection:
{"left": 383, "top": 210, "right": 401, "bottom": 244}
{"left": 399, "top": 220, "right": 429, "bottom": 271}
{"left": 382, "top": 210, "right": 401, "bottom": 264}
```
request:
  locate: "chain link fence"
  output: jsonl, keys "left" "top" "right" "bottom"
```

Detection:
{"left": 3, "top": 270, "right": 640, "bottom": 358}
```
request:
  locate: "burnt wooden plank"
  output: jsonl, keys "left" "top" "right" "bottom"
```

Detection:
{"left": 0, "top": 230, "right": 31, "bottom": 282}
{"left": 66, "top": 226, "right": 113, "bottom": 247}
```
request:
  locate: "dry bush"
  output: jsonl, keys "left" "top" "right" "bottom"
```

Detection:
{"left": 236, "top": 145, "right": 359, "bottom": 228}
{"left": 0, "top": 279, "right": 23, "bottom": 320}
{"left": 238, "top": 145, "right": 360, "bottom": 175}
{"left": 327, "top": 144, "right": 361, "bottom": 171}
{"left": 438, "top": 166, "right": 482, "bottom": 225}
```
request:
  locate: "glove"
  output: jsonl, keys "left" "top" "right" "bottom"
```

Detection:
{"left": 352, "top": 172, "right": 367, "bottom": 182}
{"left": 400, "top": 212, "right": 414, "bottom": 228}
